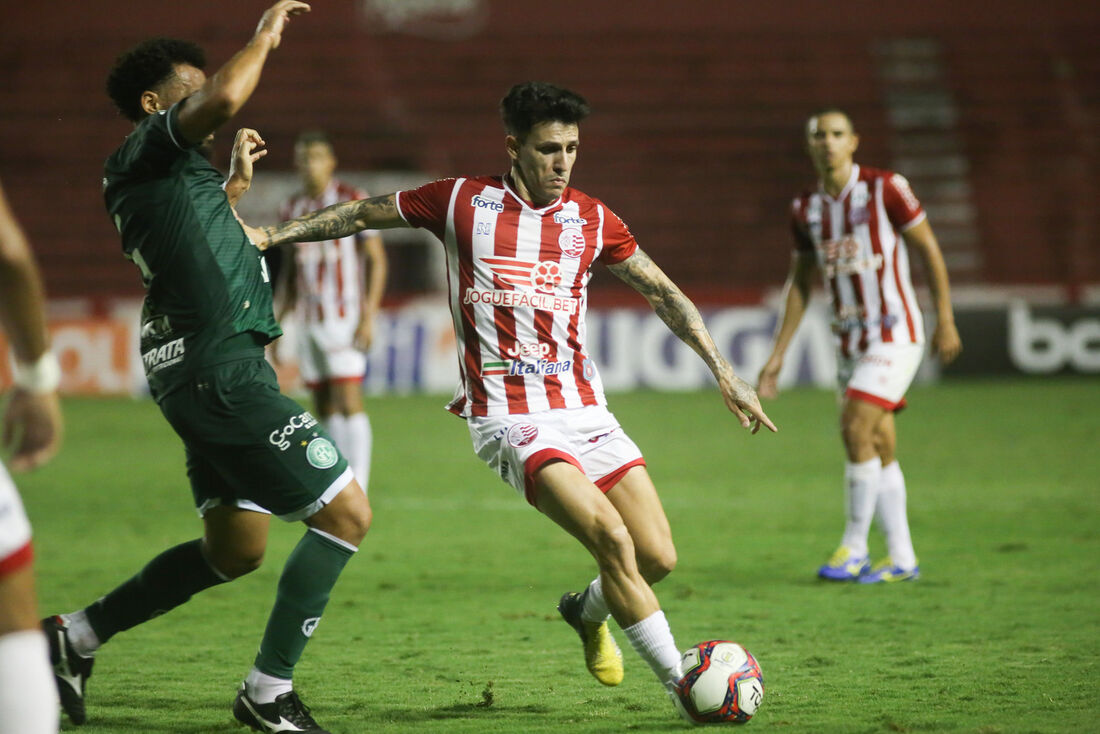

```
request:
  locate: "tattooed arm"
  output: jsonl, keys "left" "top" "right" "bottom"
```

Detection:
{"left": 608, "top": 248, "right": 777, "bottom": 433}
{"left": 245, "top": 193, "right": 408, "bottom": 251}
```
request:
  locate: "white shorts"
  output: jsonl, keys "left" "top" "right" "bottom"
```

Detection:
{"left": 297, "top": 319, "right": 367, "bottom": 389}
{"left": 467, "top": 405, "right": 646, "bottom": 508}
{"left": 837, "top": 341, "right": 925, "bottom": 411}
{"left": 0, "top": 461, "right": 34, "bottom": 578}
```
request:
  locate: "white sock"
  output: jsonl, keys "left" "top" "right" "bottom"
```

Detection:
{"left": 580, "top": 576, "right": 610, "bottom": 623}
{"left": 839, "top": 458, "right": 882, "bottom": 558}
{"left": 876, "top": 461, "right": 917, "bottom": 569}
{"left": 245, "top": 667, "right": 292, "bottom": 704}
{"left": 623, "top": 610, "right": 681, "bottom": 684}
{"left": 325, "top": 413, "right": 348, "bottom": 461}
{"left": 0, "top": 630, "right": 60, "bottom": 734}
{"left": 61, "top": 609, "right": 100, "bottom": 657}
{"left": 344, "top": 412, "right": 372, "bottom": 493}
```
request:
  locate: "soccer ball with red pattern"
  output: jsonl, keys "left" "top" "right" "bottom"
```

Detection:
{"left": 531, "top": 261, "right": 561, "bottom": 291}
{"left": 673, "top": 641, "right": 764, "bottom": 724}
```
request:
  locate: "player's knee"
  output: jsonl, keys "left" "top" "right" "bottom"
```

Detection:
{"left": 841, "top": 415, "right": 874, "bottom": 452}
{"left": 211, "top": 548, "right": 265, "bottom": 579}
{"left": 592, "top": 521, "right": 636, "bottom": 568}
{"left": 639, "top": 546, "right": 677, "bottom": 584}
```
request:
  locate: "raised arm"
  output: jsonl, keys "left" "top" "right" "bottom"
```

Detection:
{"left": 0, "top": 180, "right": 62, "bottom": 471}
{"left": 902, "top": 219, "right": 961, "bottom": 364}
{"left": 757, "top": 250, "right": 817, "bottom": 398}
{"left": 247, "top": 194, "right": 409, "bottom": 251}
{"left": 175, "top": 1, "right": 310, "bottom": 144}
{"left": 607, "top": 248, "right": 776, "bottom": 433}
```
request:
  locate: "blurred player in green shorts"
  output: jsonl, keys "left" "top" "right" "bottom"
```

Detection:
{"left": 40, "top": 4, "right": 370, "bottom": 733}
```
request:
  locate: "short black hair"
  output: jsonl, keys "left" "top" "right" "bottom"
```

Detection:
{"left": 106, "top": 38, "right": 206, "bottom": 122}
{"left": 500, "top": 82, "right": 590, "bottom": 141}
{"left": 807, "top": 107, "right": 856, "bottom": 133}
{"left": 295, "top": 129, "right": 334, "bottom": 149}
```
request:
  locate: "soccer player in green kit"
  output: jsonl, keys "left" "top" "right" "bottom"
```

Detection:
{"left": 40, "top": 4, "right": 370, "bottom": 732}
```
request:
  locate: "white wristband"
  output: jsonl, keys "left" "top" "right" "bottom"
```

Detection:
{"left": 10, "top": 350, "right": 61, "bottom": 395}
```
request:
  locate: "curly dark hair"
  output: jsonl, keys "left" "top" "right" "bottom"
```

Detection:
{"left": 500, "top": 82, "right": 590, "bottom": 141}
{"left": 106, "top": 38, "right": 206, "bottom": 122}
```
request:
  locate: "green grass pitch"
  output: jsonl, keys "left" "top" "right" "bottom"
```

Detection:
{"left": 16, "top": 378, "right": 1099, "bottom": 733}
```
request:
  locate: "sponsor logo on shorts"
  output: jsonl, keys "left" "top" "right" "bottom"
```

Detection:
{"left": 471, "top": 194, "right": 504, "bottom": 211}
{"left": 306, "top": 437, "right": 340, "bottom": 469}
{"left": 506, "top": 424, "right": 539, "bottom": 448}
{"left": 857, "top": 354, "right": 893, "bottom": 368}
{"left": 483, "top": 359, "right": 573, "bottom": 377}
{"left": 301, "top": 617, "right": 321, "bottom": 637}
{"left": 557, "top": 228, "right": 586, "bottom": 258}
{"left": 142, "top": 337, "right": 185, "bottom": 373}
{"left": 269, "top": 411, "right": 319, "bottom": 452}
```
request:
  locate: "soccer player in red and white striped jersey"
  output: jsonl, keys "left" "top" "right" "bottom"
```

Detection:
{"left": 758, "top": 109, "right": 962, "bottom": 584}
{"left": 278, "top": 131, "right": 387, "bottom": 492}
{"left": 249, "top": 82, "right": 775, "bottom": 716}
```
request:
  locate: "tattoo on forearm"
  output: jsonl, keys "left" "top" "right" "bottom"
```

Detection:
{"left": 262, "top": 196, "right": 399, "bottom": 247}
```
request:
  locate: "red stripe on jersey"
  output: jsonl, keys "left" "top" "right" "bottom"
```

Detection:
{"left": 335, "top": 244, "right": 346, "bottom": 319}
{"left": 314, "top": 251, "right": 325, "bottom": 323}
{"left": 535, "top": 211, "right": 568, "bottom": 409}
{"left": 490, "top": 201, "right": 528, "bottom": 414}
{"left": 0, "top": 541, "right": 33, "bottom": 577}
{"left": 842, "top": 195, "right": 869, "bottom": 354}
{"left": 866, "top": 179, "right": 893, "bottom": 344}
{"left": 821, "top": 201, "right": 850, "bottom": 358}
{"left": 569, "top": 210, "right": 603, "bottom": 406}
{"left": 453, "top": 181, "right": 489, "bottom": 416}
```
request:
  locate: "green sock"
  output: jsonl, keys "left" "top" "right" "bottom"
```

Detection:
{"left": 254, "top": 529, "right": 356, "bottom": 678}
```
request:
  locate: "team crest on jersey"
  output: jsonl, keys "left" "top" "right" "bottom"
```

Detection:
{"left": 481, "top": 256, "right": 563, "bottom": 293}
{"left": 507, "top": 423, "right": 539, "bottom": 448}
{"left": 557, "top": 229, "right": 586, "bottom": 258}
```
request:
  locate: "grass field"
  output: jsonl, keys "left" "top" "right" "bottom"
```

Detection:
{"left": 16, "top": 378, "right": 1100, "bottom": 733}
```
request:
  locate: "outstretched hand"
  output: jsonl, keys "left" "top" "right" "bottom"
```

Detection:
{"left": 228, "top": 128, "right": 267, "bottom": 186}
{"left": 720, "top": 373, "right": 778, "bottom": 435}
{"left": 255, "top": 1, "right": 311, "bottom": 49}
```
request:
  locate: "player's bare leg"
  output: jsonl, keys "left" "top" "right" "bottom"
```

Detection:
{"left": 0, "top": 566, "right": 58, "bottom": 734}
{"left": 606, "top": 466, "right": 677, "bottom": 585}
{"left": 538, "top": 462, "right": 681, "bottom": 689}
{"left": 202, "top": 506, "right": 271, "bottom": 579}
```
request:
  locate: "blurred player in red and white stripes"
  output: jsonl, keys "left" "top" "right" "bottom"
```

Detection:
{"left": 278, "top": 131, "right": 387, "bottom": 491}
{"left": 247, "top": 82, "right": 775, "bottom": 720}
{"left": 758, "top": 109, "right": 962, "bottom": 583}
{"left": 0, "top": 177, "right": 63, "bottom": 734}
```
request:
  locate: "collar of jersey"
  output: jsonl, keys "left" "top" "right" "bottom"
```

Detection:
{"left": 819, "top": 163, "right": 860, "bottom": 203}
{"left": 501, "top": 173, "right": 564, "bottom": 215}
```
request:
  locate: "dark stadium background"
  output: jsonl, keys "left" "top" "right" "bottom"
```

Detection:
{"left": 1, "top": 0, "right": 1096, "bottom": 387}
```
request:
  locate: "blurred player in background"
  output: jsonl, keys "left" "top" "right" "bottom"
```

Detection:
{"left": 758, "top": 109, "right": 962, "bottom": 584}
{"left": 0, "top": 179, "right": 62, "bottom": 734}
{"left": 246, "top": 81, "right": 776, "bottom": 720}
{"left": 40, "top": 4, "right": 372, "bottom": 733}
{"left": 277, "top": 131, "right": 387, "bottom": 491}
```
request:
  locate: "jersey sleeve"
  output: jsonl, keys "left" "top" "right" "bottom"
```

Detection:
{"left": 596, "top": 204, "right": 639, "bottom": 265}
{"left": 882, "top": 173, "right": 926, "bottom": 231}
{"left": 789, "top": 198, "right": 815, "bottom": 253}
{"left": 395, "top": 178, "right": 458, "bottom": 235}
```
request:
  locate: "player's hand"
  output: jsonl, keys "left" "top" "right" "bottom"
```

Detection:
{"left": 254, "top": 1, "right": 311, "bottom": 49}
{"left": 354, "top": 318, "right": 374, "bottom": 352}
{"left": 228, "top": 128, "right": 267, "bottom": 187}
{"left": 1, "top": 389, "right": 62, "bottom": 472}
{"left": 720, "top": 373, "right": 778, "bottom": 435}
{"left": 933, "top": 320, "right": 962, "bottom": 365}
{"left": 756, "top": 356, "right": 782, "bottom": 400}
{"left": 242, "top": 223, "right": 271, "bottom": 251}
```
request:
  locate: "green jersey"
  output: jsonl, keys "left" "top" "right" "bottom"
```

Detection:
{"left": 103, "top": 103, "right": 281, "bottom": 401}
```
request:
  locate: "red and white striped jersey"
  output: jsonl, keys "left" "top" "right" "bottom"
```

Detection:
{"left": 281, "top": 179, "right": 378, "bottom": 329}
{"left": 790, "top": 164, "right": 926, "bottom": 358}
{"left": 396, "top": 175, "right": 638, "bottom": 418}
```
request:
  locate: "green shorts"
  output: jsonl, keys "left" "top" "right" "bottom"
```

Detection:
{"left": 159, "top": 357, "right": 352, "bottom": 521}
